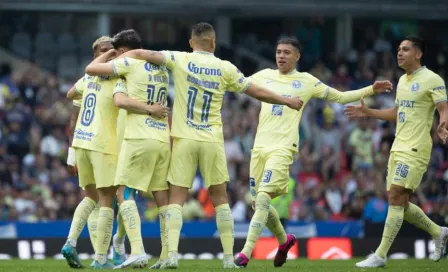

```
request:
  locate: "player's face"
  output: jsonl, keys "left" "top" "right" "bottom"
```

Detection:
{"left": 397, "top": 40, "right": 422, "bottom": 68}
{"left": 93, "top": 42, "right": 113, "bottom": 58}
{"left": 276, "top": 44, "right": 300, "bottom": 73}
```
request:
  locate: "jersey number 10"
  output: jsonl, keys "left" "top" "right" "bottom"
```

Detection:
{"left": 147, "top": 84, "right": 168, "bottom": 106}
{"left": 187, "top": 86, "right": 213, "bottom": 122}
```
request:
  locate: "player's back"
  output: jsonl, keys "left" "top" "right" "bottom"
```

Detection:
{"left": 73, "top": 74, "right": 119, "bottom": 155}
{"left": 392, "top": 67, "right": 447, "bottom": 158}
{"left": 162, "top": 51, "right": 250, "bottom": 143}
{"left": 112, "top": 57, "right": 170, "bottom": 143}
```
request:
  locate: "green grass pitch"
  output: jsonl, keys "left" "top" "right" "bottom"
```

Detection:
{"left": 0, "top": 259, "right": 448, "bottom": 272}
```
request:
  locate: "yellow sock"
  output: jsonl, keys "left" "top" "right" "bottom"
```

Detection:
{"left": 87, "top": 204, "right": 99, "bottom": 252}
{"left": 166, "top": 204, "right": 183, "bottom": 254}
{"left": 404, "top": 202, "right": 441, "bottom": 238}
{"left": 375, "top": 205, "right": 404, "bottom": 258}
{"left": 158, "top": 205, "right": 168, "bottom": 260}
{"left": 216, "top": 203, "right": 234, "bottom": 258}
{"left": 67, "top": 197, "right": 96, "bottom": 247}
{"left": 266, "top": 205, "right": 287, "bottom": 245}
{"left": 116, "top": 210, "right": 127, "bottom": 239}
{"left": 95, "top": 207, "right": 114, "bottom": 259}
{"left": 119, "top": 200, "right": 144, "bottom": 255}
{"left": 242, "top": 192, "right": 271, "bottom": 258}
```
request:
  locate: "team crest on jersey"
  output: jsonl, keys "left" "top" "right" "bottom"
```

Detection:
{"left": 411, "top": 83, "right": 420, "bottom": 92}
{"left": 292, "top": 80, "right": 302, "bottom": 89}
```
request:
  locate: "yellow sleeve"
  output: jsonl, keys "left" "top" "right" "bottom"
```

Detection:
{"left": 113, "top": 78, "right": 127, "bottom": 96}
{"left": 224, "top": 62, "right": 251, "bottom": 93}
{"left": 74, "top": 76, "right": 85, "bottom": 95}
{"left": 249, "top": 69, "right": 267, "bottom": 85}
{"left": 73, "top": 99, "right": 81, "bottom": 107}
{"left": 430, "top": 75, "right": 447, "bottom": 104}
{"left": 160, "top": 50, "right": 179, "bottom": 70}
{"left": 309, "top": 73, "right": 374, "bottom": 103}
{"left": 112, "top": 57, "right": 135, "bottom": 76}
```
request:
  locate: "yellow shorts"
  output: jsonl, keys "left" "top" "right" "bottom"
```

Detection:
{"left": 114, "top": 139, "right": 170, "bottom": 192}
{"left": 167, "top": 137, "right": 229, "bottom": 189}
{"left": 74, "top": 148, "right": 117, "bottom": 189}
{"left": 249, "top": 147, "right": 294, "bottom": 200}
{"left": 386, "top": 151, "right": 429, "bottom": 191}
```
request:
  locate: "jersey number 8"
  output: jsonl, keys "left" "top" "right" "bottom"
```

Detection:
{"left": 81, "top": 93, "right": 96, "bottom": 126}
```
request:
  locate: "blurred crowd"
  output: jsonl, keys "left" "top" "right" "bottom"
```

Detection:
{"left": 1, "top": 21, "right": 448, "bottom": 227}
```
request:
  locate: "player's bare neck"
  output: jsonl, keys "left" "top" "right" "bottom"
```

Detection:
{"left": 405, "top": 63, "right": 422, "bottom": 75}
{"left": 279, "top": 68, "right": 297, "bottom": 75}
{"left": 193, "top": 46, "right": 214, "bottom": 54}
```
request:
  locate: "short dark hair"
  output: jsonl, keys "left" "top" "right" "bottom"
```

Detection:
{"left": 404, "top": 35, "right": 425, "bottom": 55}
{"left": 277, "top": 37, "right": 302, "bottom": 53}
{"left": 112, "top": 29, "right": 142, "bottom": 50}
{"left": 191, "top": 22, "right": 215, "bottom": 37}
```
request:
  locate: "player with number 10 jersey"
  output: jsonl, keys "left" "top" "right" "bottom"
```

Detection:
{"left": 111, "top": 56, "right": 171, "bottom": 193}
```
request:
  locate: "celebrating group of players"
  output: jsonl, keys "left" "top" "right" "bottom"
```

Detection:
{"left": 60, "top": 22, "right": 448, "bottom": 269}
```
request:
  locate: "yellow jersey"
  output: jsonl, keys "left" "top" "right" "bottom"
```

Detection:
{"left": 251, "top": 69, "right": 375, "bottom": 152}
{"left": 112, "top": 57, "right": 170, "bottom": 143}
{"left": 391, "top": 66, "right": 447, "bottom": 159}
{"left": 72, "top": 74, "right": 120, "bottom": 155}
{"left": 161, "top": 50, "right": 251, "bottom": 143}
{"left": 72, "top": 77, "right": 83, "bottom": 107}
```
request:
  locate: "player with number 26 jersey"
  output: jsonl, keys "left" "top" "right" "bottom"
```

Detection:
{"left": 112, "top": 57, "right": 171, "bottom": 192}
{"left": 72, "top": 74, "right": 120, "bottom": 189}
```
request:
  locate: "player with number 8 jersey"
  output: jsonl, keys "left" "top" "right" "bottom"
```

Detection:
{"left": 72, "top": 75, "right": 120, "bottom": 188}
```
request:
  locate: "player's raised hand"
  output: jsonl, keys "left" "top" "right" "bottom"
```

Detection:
{"left": 344, "top": 97, "right": 369, "bottom": 119}
{"left": 372, "top": 80, "right": 393, "bottom": 94}
{"left": 149, "top": 101, "right": 170, "bottom": 119}
{"left": 285, "top": 97, "right": 304, "bottom": 111}
{"left": 437, "top": 120, "right": 448, "bottom": 144}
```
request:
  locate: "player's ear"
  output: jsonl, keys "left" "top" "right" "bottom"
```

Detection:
{"left": 416, "top": 50, "right": 423, "bottom": 60}
{"left": 296, "top": 52, "right": 301, "bottom": 62}
{"left": 189, "top": 38, "right": 193, "bottom": 49}
{"left": 210, "top": 37, "right": 216, "bottom": 51}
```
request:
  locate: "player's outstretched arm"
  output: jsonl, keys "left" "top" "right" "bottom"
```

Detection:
{"left": 436, "top": 101, "right": 448, "bottom": 143}
{"left": 85, "top": 49, "right": 117, "bottom": 76}
{"left": 114, "top": 93, "right": 169, "bottom": 119}
{"left": 344, "top": 97, "right": 397, "bottom": 122}
{"left": 245, "top": 82, "right": 303, "bottom": 110}
{"left": 325, "top": 80, "right": 393, "bottom": 104}
{"left": 120, "top": 49, "right": 164, "bottom": 66}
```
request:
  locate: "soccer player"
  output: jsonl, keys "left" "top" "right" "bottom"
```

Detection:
{"left": 345, "top": 35, "right": 448, "bottom": 268}
{"left": 61, "top": 36, "right": 114, "bottom": 269}
{"left": 85, "top": 29, "right": 170, "bottom": 269}
{"left": 232, "top": 37, "right": 393, "bottom": 268}
{"left": 120, "top": 22, "right": 302, "bottom": 269}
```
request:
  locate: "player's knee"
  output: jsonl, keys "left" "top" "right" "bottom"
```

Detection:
{"left": 255, "top": 192, "right": 271, "bottom": 211}
{"left": 122, "top": 186, "right": 136, "bottom": 201}
{"left": 388, "top": 186, "right": 408, "bottom": 206}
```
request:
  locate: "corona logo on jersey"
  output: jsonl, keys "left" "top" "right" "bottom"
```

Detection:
{"left": 252, "top": 237, "right": 299, "bottom": 260}
{"left": 307, "top": 238, "right": 352, "bottom": 260}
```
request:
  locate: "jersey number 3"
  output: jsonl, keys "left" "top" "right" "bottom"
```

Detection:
{"left": 81, "top": 93, "right": 96, "bottom": 126}
{"left": 187, "top": 86, "right": 213, "bottom": 122}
